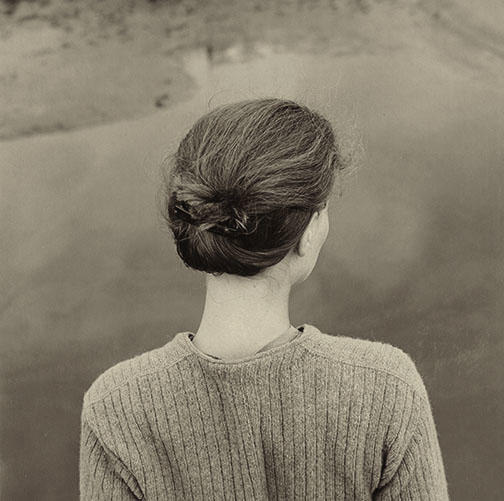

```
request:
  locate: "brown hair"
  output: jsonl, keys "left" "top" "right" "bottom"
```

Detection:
{"left": 160, "top": 98, "right": 347, "bottom": 277}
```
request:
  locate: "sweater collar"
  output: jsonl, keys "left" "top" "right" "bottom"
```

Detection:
{"left": 176, "top": 323, "right": 318, "bottom": 365}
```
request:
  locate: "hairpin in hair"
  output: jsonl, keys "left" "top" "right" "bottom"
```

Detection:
{"left": 173, "top": 201, "right": 196, "bottom": 225}
{"left": 172, "top": 201, "right": 250, "bottom": 238}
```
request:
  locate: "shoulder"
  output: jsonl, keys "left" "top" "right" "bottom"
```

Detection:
{"left": 303, "top": 325, "right": 426, "bottom": 396}
{"left": 82, "top": 335, "right": 188, "bottom": 411}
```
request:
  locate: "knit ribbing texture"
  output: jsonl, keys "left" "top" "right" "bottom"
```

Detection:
{"left": 79, "top": 323, "right": 450, "bottom": 500}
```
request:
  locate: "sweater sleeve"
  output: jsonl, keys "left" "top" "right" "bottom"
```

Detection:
{"left": 372, "top": 366, "right": 450, "bottom": 500}
{"left": 79, "top": 406, "right": 144, "bottom": 500}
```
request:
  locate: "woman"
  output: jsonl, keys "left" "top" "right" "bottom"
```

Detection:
{"left": 79, "top": 99, "right": 449, "bottom": 500}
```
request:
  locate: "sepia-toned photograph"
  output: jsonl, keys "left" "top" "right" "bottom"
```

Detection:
{"left": 1, "top": 0, "right": 502, "bottom": 499}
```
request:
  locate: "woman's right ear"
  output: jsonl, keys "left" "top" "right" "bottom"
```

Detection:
{"left": 297, "top": 213, "right": 317, "bottom": 257}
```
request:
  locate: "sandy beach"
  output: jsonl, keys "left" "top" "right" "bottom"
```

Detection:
{"left": 1, "top": 0, "right": 503, "bottom": 140}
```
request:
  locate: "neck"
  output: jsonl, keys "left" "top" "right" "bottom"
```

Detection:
{"left": 194, "top": 273, "right": 293, "bottom": 358}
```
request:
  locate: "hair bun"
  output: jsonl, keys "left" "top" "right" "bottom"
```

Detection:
{"left": 162, "top": 98, "right": 341, "bottom": 276}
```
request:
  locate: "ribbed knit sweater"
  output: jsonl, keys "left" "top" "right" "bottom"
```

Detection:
{"left": 79, "top": 323, "right": 449, "bottom": 500}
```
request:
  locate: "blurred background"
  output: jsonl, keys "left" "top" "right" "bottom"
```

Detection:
{"left": 1, "top": 0, "right": 503, "bottom": 499}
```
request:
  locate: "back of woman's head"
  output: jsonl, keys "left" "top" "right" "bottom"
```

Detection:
{"left": 160, "top": 98, "right": 347, "bottom": 277}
